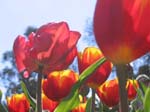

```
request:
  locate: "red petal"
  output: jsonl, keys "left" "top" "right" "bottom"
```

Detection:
{"left": 13, "top": 36, "right": 27, "bottom": 72}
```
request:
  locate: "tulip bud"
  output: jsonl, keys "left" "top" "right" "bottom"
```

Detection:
{"left": 127, "top": 79, "right": 139, "bottom": 100}
{"left": 97, "top": 78, "right": 139, "bottom": 107}
{"left": 96, "top": 79, "right": 119, "bottom": 107}
{"left": 78, "top": 47, "right": 112, "bottom": 88}
{"left": 7, "top": 93, "right": 30, "bottom": 112}
{"left": 43, "top": 69, "right": 79, "bottom": 101}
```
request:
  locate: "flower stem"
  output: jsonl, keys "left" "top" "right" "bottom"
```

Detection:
{"left": 36, "top": 66, "right": 43, "bottom": 112}
{"left": 91, "top": 88, "right": 95, "bottom": 112}
{"left": 116, "top": 64, "right": 128, "bottom": 112}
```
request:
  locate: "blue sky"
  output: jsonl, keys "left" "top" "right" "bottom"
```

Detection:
{"left": 0, "top": 0, "right": 96, "bottom": 57}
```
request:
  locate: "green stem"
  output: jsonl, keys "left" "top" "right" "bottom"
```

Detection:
{"left": 116, "top": 64, "right": 128, "bottom": 112}
{"left": 91, "top": 88, "right": 95, "bottom": 112}
{"left": 36, "top": 66, "right": 43, "bottom": 112}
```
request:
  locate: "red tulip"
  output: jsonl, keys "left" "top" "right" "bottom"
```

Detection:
{"left": 42, "top": 93, "right": 58, "bottom": 112}
{"left": 96, "top": 78, "right": 119, "bottom": 107}
{"left": 94, "top": 0, "right": 150, "bottom": 64}
{"left": 7, "top": 93, "right": 30, "bottom": 112}
{"left": 97, "top": 78, "right": 139, "bottom": 107}
{"left": 127, "top": 79, "right": 139, "bottom": 100}
{"left": 13, "top": 22, "right": 80, "bottom": 77}
{"left": 78, "top": 47, "right": 112, "bottom": 88}
{"left": 43, "top": 69, "right": 79, "bottom": 101}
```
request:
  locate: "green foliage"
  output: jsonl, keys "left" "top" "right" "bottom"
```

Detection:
{"left": 144, "top": 87, "right": 150, "bottom": 112}
{"left": 0, "top": 104, "right": 8, "bottom": 112}
{"left": 21, "top": 81, "right": 36, "bottom": 110}
{"left": 0, "top": 90, "right": 2, "bottom": 101}
{"left": 54, "top": 90, "right": 80, "bottom": 112}
{"left": 85, "top": 98, "right": 92, "bottom": 112}
{"left": 0, "top": 90, "right": 8, "bottom": 112}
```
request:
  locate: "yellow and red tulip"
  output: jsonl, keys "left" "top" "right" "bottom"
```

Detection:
{"left": 7, "top": 93, "right": 59, "bottom": 112}
{"left": 78, "top": 47, "right": 112, "bottom": 88}
{"left": 94, "top": 0, "right": 150, "bottom": 64}
{"left": 97, "top": 78, "right": 139, "bottom": 107}
{"left": 96, "top": 78, "right": 119, "bottom": 107}
{"left": 13, "top": 22, "right": 80, "bottom": 77}
{"left": 7, "top": 93, "right": 30, "bottom": 112}
{"left": 127, "top": 79, "right": 139, "bottom": 100}
{"left": 43, "top": 69, "right": 79, "bottom": 101}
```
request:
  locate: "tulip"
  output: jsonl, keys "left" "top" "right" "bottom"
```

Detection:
{"left": 96, "top": 78, "right": 119, "bottom": 107}
{"left": 42, "top": 93, "right": 58, "bottom": 112}
{"left": 94, "top": 0, "right": 150, "bottom": 64}
{"left": 13, "top": 22, "right": 80, "bottom": 77}
{"left": 96, "top": 78, "right": 139, "bottom": 107}
{"left": 127, "top": 79, "right": 139, "bottom": 100}
{"left": 7, "top": 93, "right": 30, "bottom": 112}
{"left": 78, "top": 47, "right": 112, "bottom": 88}
{"left": 43, "top": 69, "right": 79, "bottom": 101}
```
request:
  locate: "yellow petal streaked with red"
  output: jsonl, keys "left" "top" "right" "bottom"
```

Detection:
{"left": 97, "top": 78, "right": 139, "bottom": 107}
{"left": 7, "top": 93, "right": 30, "bottom": 112}
{"left": 78, "top": 47, "right": 112, "bottom": 88}
{"left": 43, "top": 69, "right": 79, "bottom": 101}
{"left": 126, "top": 79, "right": 139, "bottom": 100}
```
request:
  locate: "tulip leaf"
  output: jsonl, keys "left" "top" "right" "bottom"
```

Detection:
{"left": 143, "top": 87, "right": 150, "bottom": 112}
{"left": 21, "top": 81, "right": 36, "bottom": 109}
{"left": 85, "top": 97, "right": 92, "bottom": 112}
{"left": 0, "top": 103, "right": 8, "bottom": 112}
{"left": 54, "top": 57, "right": 106, "bottom": 112}
{"left": 0, "top": 90, "right": 2, "bottom": 101}
{"left": 140, "top": 82, "right": 148, "bottom": 95}
{"left": 0, "top": 105, "right": 8, "bottom": 112}
{"left": 54, "top": 90, "right": 80, "bottom": 112}
{"left": 0, "top": 90, "right": 8, "bottom": 112}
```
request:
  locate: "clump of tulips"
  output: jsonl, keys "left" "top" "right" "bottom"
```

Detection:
{"left": 0, "top": 0, "right": 150, "bottom": 112}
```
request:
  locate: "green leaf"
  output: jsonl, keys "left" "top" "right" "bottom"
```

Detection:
{"left": 0, "top": 90, "right": 2, "bottom": 101}
{"left": 140, "top": 82, "right": 148, "bottom": 95}
{"left": 144, "top": 87, "right": 150, "bottom": 112}
{"left": 0, "top": 103, "right": 8, "bottom": 112}
{"left": 98, "top": 101, "right": 104, "bottom": 112}
{"left": 54, "top": 57, "right": 106, "bottom": 112}
{"left": 21, "top": 81, "right": 36, "bottom": 109}
{"left": 0, "top": 90, "right": 8, "bottom": 112}
{"left": 54, "top": 90, "right": 80, "bottom": 112}
{"left": 85, "top": 97, "right": 92, "bottom": 112}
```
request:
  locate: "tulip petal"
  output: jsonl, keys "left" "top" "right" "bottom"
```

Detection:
{"left": 94, "top": 0, "right": 150, "bottom": 64}
{"left": 13, "top": 36, "right": 27, "bottom": 72}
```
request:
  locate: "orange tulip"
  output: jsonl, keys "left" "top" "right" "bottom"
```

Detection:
{"left": 43, "top": 69, "right": 79, "bottom": 101}
{"left": 13, "top": 22, "right": 80, "bottom": 77}
{"left": 42, "top": 93, "right": 58, "bottom": 112}
{"left": 94, "top": 0, "right": 150, "bottom": 64}
{"left": 78, "top": 47, "right": 112, "bottom": 88}
{"left": 7, "top": 93, "right": 30, "bottom": 112}
{"left": 97, "top": 78, "right": 139, "bottom": 107}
